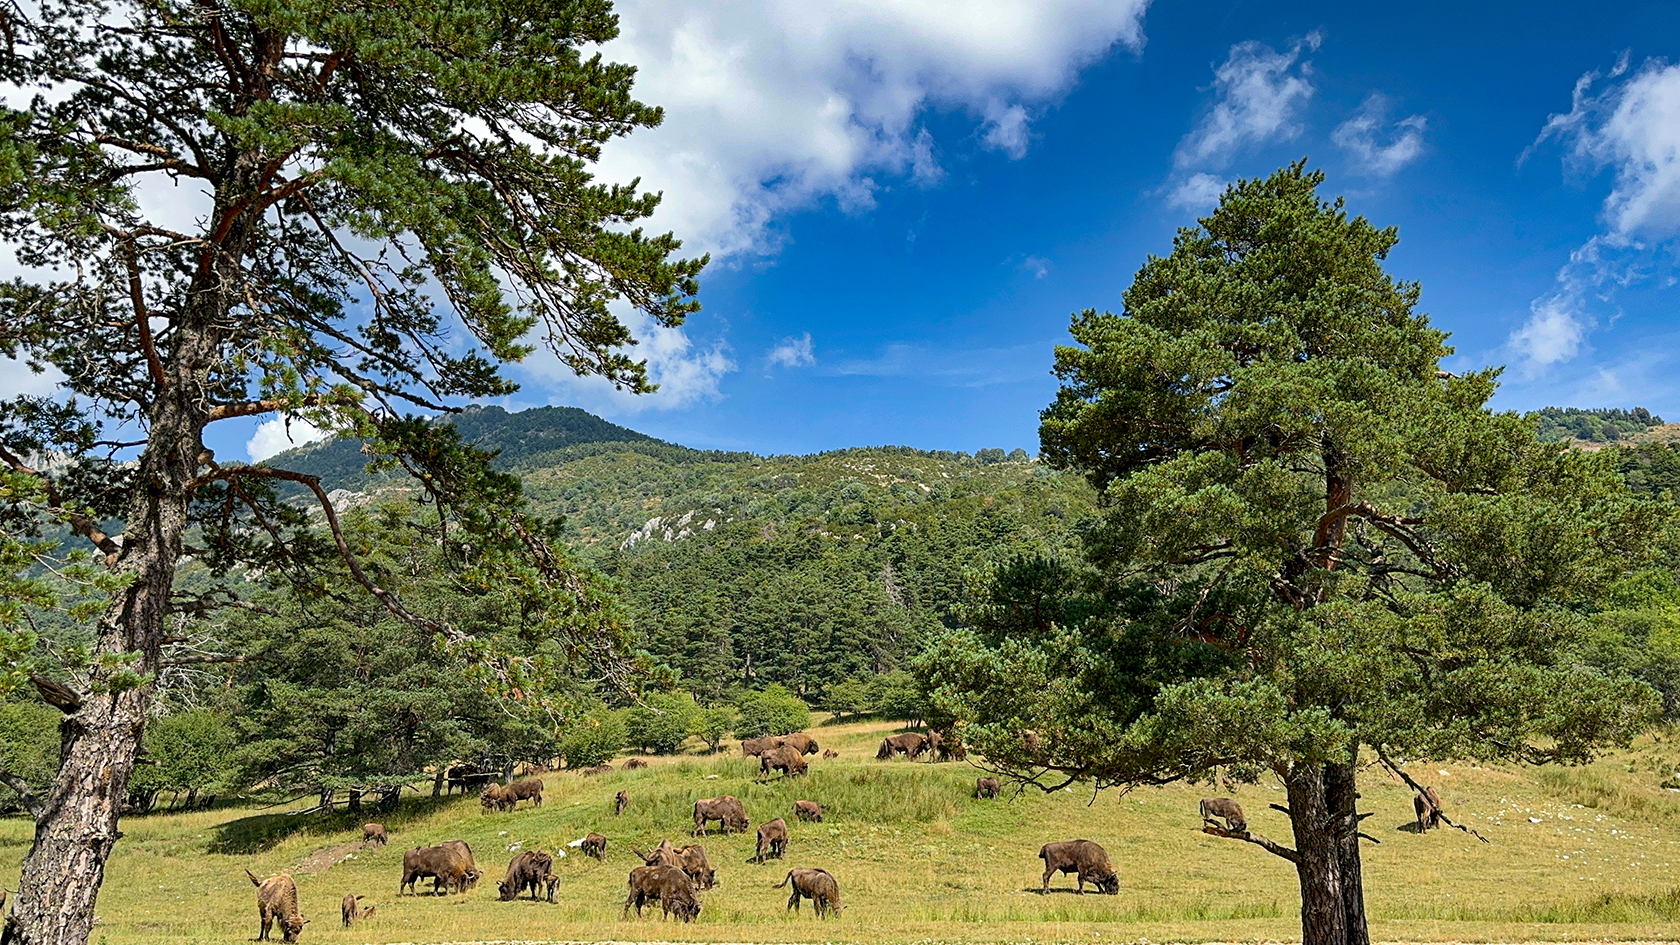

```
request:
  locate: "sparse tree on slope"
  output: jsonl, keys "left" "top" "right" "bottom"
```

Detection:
{"left": 919, "top": 164, "right": 1668, "bottom": 945}
{"left": 0, "top": 2, "right": 698, "bottom": 942}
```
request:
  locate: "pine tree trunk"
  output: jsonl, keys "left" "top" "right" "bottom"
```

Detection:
{"left": 1285, "top": 762, "right": 1347, "bottom": 945}
{"left": 1326, "top": 752, "right": 1370, "bottom": 945}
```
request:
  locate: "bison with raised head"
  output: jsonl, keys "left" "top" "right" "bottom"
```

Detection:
{"left": 246, "top": 870, "right": 308, "bottom": 942}
{"left": 615, "top": 790, "right": 629, "bottom": 816}
{"left": 693, "top": 795, "right": 749, "bottom": 836}
{"left": 776, "top": 867, "right": 841, "bottom": 916}
{"left": 635, "top": 838, "right": 681, "bottom": 869}
{"left": 1038, "top": 839, "right": 1119, "bottom": 895}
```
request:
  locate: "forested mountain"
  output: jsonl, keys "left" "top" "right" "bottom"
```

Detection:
{"left": 273, "top": 408, "right": 1095, "bottom": 700}
{"left": 1531, "top": 406, "right": 1672, "bottom": 445}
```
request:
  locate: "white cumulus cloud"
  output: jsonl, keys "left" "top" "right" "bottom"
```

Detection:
{"left": 596, "top": 0, "right": 1153, "bottom": 260}
{"left": 1514, "top": 55, "right": 1680, "bottom": 373}
{"left": 1168, "top": 172, "right": 1228, "bottom": 210}
{"left": 247, "top": 416, "right": 331, "bottom": 462}
{"left": 1332, "top": 93, "right": 1427, "bottom": 177}
{"left": 1174, "top": 32, "right": 1322, "bottom": 172}
{"left": 766, "top": 333, "right": 816, "bottom": 372}
{"left": 517, "top": 310, "right": 737, "bottom": 416}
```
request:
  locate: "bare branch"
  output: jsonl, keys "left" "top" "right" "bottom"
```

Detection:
{"left": 1201, "top": 824, "right": 1301, "bottom": 863}
{"left": 0, "top": 765, "right": 43, "bottom": 820}
{"left": 0, "top": 443, "right": 122, "bottom": 565}
{"left": 1375, "top": 747, "right": 1492, "bottom": 844}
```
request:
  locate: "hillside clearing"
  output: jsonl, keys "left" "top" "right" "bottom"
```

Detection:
{"left": 6, "top": 718, "right": 1680, "bottom": 944}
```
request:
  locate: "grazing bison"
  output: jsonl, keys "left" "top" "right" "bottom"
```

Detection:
{"left": 339, "top": 894, "right": 372, "bottom": 928}
{"left": 761, "top": 745, "right": 808, "bottom": 778}
{"left": 779, "top": 732, "right": 819, "bottom": 755}
{"left": 1199, "top": 797, "right": 1246, "bottom": 832}
{"left": 776, "top": 867, "right": 842, "bottom": 916}
{"left": 934, "top": 730, "right": 967, "bottom": 761}
{"left": 876, "top": 732, "right": 927, "bottom": 760}
{"left": 615, "top": 790, "right": 629, "bottom": 816}
{"left": 1414, "top": 786, "right": 1444, "bottom": 832}
{"left": 1038, "top": 839, "right": 1119, "bottom": 895}
{"left": 400, "top": 842, "right": 480, "bottom": 896}
{"left": 246, "top": 870, "right": 307, "bottom": 942}
{"left": 693, "top": 795, "right": 749, "bottom": 836}
{"left": 582, "top": 832, "right": 608, "bottom": 861}
{"left": 754, "top": 817, "right": 789, "bottom": 864}
{"left": 623, "top": 864, "right": 701, "bottom": 921}
{"left": 624, "top": 758, "right": 648, "bottom": 770}
{"left": 741, "top": 736, "right": 779, "bottom": 757}
{"left": 822, "top": 748, "right": 839, "bottom": 759}
{"left": 498, "top": 850, "right": 556, "bottom": 902}
{"left": 676, "top": 843, "right": 716, "bottom": 890}
{"left": 361, "top": 823, "right": 387, "bottom": 846}
{"left": 975, "top": 777, "right": 1000, "bottom": 799}
{"left": 794, "top": 800, "right": 823, "bottom": 822}
{"left": 480, "top": 784, "right": 510, "bottom": 812}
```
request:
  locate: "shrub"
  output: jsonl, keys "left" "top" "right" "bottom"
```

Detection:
{"left": 559, "top": 712, "right": 626, "bottom": 769}
{"left": 624, "top": 691, "right": 700, "bottom": 755}
{"left": 734, "top": 684, "right": 811, "bottom": 738}
{"left": 692, "top": 705, "right": 736, "bottom": 753}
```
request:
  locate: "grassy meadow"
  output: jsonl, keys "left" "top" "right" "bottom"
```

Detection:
{"left": 7, "top": 717, "right": 1680, "bottom": 944}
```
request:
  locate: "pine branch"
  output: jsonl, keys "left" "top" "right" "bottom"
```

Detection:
{"left": 0, "top": 765, "right": 43, "bottom": 821}
{"left": 1201, "top": 824, "right": 1301, "bottom": 864}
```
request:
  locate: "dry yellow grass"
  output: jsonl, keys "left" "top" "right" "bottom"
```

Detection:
{"left": 6, "top": 718, "right": 1680, "bottom": 944}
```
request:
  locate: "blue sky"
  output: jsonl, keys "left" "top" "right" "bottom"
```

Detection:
{"left": 29, "top": 0, "right": 1671, "bottom": 461}
{"left": 489, "top": 0, "right": 1679, "bottom": 458}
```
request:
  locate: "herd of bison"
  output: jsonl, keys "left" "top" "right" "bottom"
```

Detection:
{"left": 242, "top": 730, "right": 1453, "bottom": 942}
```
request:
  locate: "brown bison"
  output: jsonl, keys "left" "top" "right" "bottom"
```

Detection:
{"left": 779, "top": 732, "right": 819, "bottom": 755}
{"left": 693, "top": 795, "right": 749, "bottom": 836}
{"left": 446, "top": 764, "right": 491, "bottom": 794}
{"left": 676, "top": 843, "right": 716, "bottom": 889}
{"left": 502, "top": 778, "right": 544, "bottom": 809}
{"left": 934, "top": 730, "right": 967, "bottom": 761}
{"left": 581, "top": 763, "right": 613, "bottom": 776}
{"left": 623, "top": 864, "right": 701, "bottom": 922}
{"left": 1038, "top": 839, "right": 1119, "bottom": 895}
{"left": 975, "top": 777, "right": 1000, "bottom": 799}
{"left": 400, "top": 842, "right": 480, "bottom": 896}
{"left": 480, "top": 784, "right": 509, "bottom": 812}
{"left": 794, "top": 800, "right": 823, "bottom": 822}
{"left": 635, "top": 838, "right": 682, "bottom": 868}
{"left": 876, "top": 732, "right": 927, "bottom": 760}
{"left": 1414, "top": 786, "right": 1444, "bottom": 832}
{"left": 582, "top": 832, "right": 608, "bottom": 861}
{"left": 339, "top": 894, "right": 373, "bottom": 928}
{"left": 754, "top": 817, "right": 789, "bottom": 864}
{"left": 361, "top": 823, "right": 387, "bottom": 846}
{"left": 498, "top": 850, "right": 556, "bottom": 902}
{"left": 624, "top": 758, "right": 648, "bottom": 770}
{"left": 761, "top": 745, "right": 808, "bottom": 778}
{"left": 822, "top": 748, "right": 839, "bottom": 759}
{"left": 741, "top": 736, "right": 779, "bottom": 757}
{"left": 246, "top": 870, "right": 307, "bottom": 942}
{"left": 1200, "top": 797, "right": 1246, "bottom": 832}
{"left": 615, "top": 790, "right": 629, "bottom": 816}
{"left": 776, "top": 867, "right": 842, "bottom": 916}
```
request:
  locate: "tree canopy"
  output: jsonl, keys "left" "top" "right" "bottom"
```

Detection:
{"left": 920, "top": 164, "right": 1669, "bottom": 945}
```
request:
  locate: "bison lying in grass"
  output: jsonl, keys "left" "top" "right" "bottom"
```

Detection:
{"left": 246, "top": 870, "right": 308, "bottom": 942}
{"left": 1038, "top": 839, "right": 1119, "bottom": 895}
{"left": 776, "top": 867, "right": 841, "bottom": 916}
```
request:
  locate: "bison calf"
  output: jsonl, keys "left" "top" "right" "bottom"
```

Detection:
{"left": 754, "top": 817, "right": 789, "bottom": 864}
{"left": 1200, "top": 797, "right": 1246, "bottom": 832}
{"left": 794, "top": 800, "right": 823, "bottom": 822}
{"left": 498, "top": 850, "right": 556, "bottom": 902}
{"left": 582, "top": 832, "right": 608, "bottom": 861}
{"left": 1038, "top": 839, "right": 1119, "bottom": 895}
{"left": 615, "top": 790, "right": 629, "bottom": 816}
{"left": 822, "top": 748, "right": 839, "bottom": 759}
{"left": 246, "top": 870, "right": 308, "bottom": 942}
{"left": 339, "top": 894, "right": 373, "bottom": 928}
{"left": 361, "top": 823, "right": 387, "bottom": 846}
{"left": 975, "top": 777, "right": 1000, "bottom": 799}
{"left": 776, "top": 867, "right": 841, "bottom": 916}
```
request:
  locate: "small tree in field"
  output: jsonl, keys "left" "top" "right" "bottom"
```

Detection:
{"left": 920, "top": 164, "right": 1668, "bottom": 945}
{"left": 0, "top": 2, "right": 698, "bottom": 942}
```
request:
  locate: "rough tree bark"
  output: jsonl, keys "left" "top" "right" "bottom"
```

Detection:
{"left": 1285, "top": 762, "right": 1348, "bottom": 945}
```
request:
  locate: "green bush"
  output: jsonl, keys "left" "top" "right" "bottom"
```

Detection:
{"left": 559, "top": 712, "right": 625, "bottom": 769}
{"left": 733, "top": 684, "right": 810, "bottom": 738}
{"left": 0, "top": 699, "right": 58, "bottom": 811}
{"left": 871, "top": 669, "right": 923, "bottom": 722}
{"left": 624, "top": 691, "right": 700, "bottom": 755}
{"left": 691, "top": 705, "right": 736, "bottom": 753}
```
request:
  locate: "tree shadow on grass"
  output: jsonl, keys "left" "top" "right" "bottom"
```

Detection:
{"left": 208, "top": 794, "right": 459, "bottom": 855}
